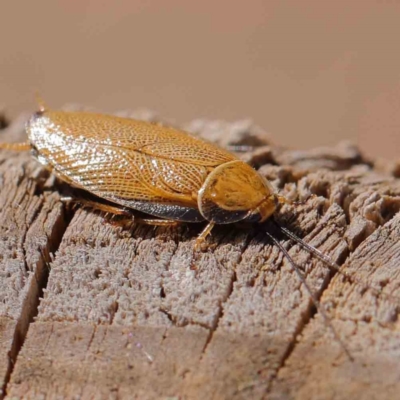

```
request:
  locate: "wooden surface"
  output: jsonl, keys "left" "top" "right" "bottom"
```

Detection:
{"left": 0, "top": 110, "right": 399, "bottom": 399}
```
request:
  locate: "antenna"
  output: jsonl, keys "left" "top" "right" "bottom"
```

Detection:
{"left": 274, "top": 221, "right": 400, "bottom": 304}
{"left": 264, "top": 230, "right": 354, "bottom": 361}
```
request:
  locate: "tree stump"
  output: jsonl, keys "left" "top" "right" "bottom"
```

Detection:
{"left": 0, "top": 109, "right": 399, "bottom": 400}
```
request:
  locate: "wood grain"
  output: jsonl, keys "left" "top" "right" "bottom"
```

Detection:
{"left": 0, "top": 111, "right": 399, "bottom": 399}
{"left": 0, "top": 128, "right": 66, "bottom": 396}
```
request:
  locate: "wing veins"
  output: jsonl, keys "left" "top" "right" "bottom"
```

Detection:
{"left": 62, "top": 137, "right": 232, "bottom": 167}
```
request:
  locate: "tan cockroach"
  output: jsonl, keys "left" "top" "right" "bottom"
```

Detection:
{"left": 0, "top": 100, "right": 396, "bottom": 360}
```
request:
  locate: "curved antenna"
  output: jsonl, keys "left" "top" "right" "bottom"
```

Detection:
{"left": 275, "top": 222, "right": 400, "bottom": 304}
{"left": 265, "top": 230, "right": 353, "bottom": 361}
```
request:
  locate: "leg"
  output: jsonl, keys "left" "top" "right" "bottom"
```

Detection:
{"left": 62, "top": 196, "right": 132, "bottom": 216}
{"left": 190, "top": 222, "right": 216, "bottom": 270}
{"left": 62, "top": 196, "right": 180, "bottom": 226}
{"left": 135, "top": 217, "right": 180, "bottom": 227}
{"left": 0, "top": 142, "right": 31, "bottom": 151}
{"left": 276, "top": 194, "right": 290, "bottom": 205}
{"left": 276, "top": 194, "right": 317, "bottom": 207}
{"left": 194, "top": 222, "right": 215, "bottom": 252}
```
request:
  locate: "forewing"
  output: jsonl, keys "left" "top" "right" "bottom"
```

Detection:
{"left": 28, "top": 110, "right": 238, "bottom": 211}
{"left": 40, "top": 111, "right": 237, "bottom": 166}
{"left": 42, "top": 138, "right": 207, "bottom": 208}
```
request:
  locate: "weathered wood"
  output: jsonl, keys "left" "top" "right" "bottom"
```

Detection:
{"left": 269, "top": 211, "right": 400, "bottom": 400}
{"left": 0, "top": 114, "right": 66, "bottom": 397}
{"left": 0, "top": 111, "right": 399, "bottom": 399}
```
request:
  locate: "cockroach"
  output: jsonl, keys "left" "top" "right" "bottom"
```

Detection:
{"left": 0, "top": 100, "right": 395, "bottom": 360}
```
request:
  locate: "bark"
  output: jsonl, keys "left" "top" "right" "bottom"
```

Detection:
{"left": 0, "top": 109, "right": 399, "bottom": 400}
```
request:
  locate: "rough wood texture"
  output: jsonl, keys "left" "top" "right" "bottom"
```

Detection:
{"left": 0, "top": 112, "right": 67, "bottom": 397}
{"left": 0, "top": 110, "right": 399, "bottom": 399}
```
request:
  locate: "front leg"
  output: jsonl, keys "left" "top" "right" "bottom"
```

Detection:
{"left": 194, "top": 222, "right": 215, "bottom": 252}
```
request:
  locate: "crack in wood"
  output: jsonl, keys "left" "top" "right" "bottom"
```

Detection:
{"left": 199, "top": 269, "right": 238, "bottom": 358}
{"left": 109, "top": 300, "right": 120, "bottom": 325}
{"left": 266, "top": 256, "right": 341, "bottom": 395}
{"left": 263, "top": 215, "right": 358, "bottom": 382}
{"left": 198, "top": 236, "right": 252, "bottom": 359}
{"left": 0, "top": 171, "right": 71, "bottom": 399}
{"left": 264, "top": 216, "right": 400, "bottom": 399}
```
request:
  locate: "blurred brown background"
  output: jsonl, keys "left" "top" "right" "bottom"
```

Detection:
{"left": 1, "top": 0, "right": 399, "bottom": 160}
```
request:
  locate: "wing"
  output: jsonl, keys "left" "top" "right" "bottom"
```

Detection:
{"left": 36, "top": 110, "right": 236, "bottom": 166}
{"left": 27, "top": 110, "right": 238, "bottom": 215}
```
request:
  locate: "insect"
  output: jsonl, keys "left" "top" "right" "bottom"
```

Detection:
{"left": 1, "top": 101, "right": 286, "bottom": 250}
{"left": 0, "top": 100, "right": 394, "bottom": 360}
